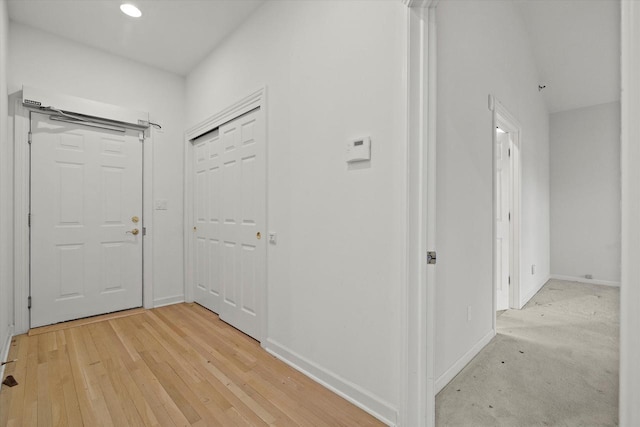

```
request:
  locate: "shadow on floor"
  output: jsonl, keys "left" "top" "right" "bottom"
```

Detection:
{"left": 435, "top": 280, "right": 619, "bottom": 427}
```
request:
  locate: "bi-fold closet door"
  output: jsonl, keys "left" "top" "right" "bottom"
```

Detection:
{"left": 192, "top": 108, "right": 265, "bottom": 341}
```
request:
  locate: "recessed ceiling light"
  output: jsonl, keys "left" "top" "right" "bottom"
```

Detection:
{"left": 120, "top": 3, "right": 142, "bottom": 18}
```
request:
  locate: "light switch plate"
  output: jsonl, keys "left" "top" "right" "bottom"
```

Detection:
{"left": 346, "top": 137, "right": 371, "bottom": 163}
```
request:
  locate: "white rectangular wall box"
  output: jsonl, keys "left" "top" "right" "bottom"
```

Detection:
{"left": 22, "top": 86, "right": 149, "bottom": 127}
{"left": 346, "top": 137, "right": 371, "bottom": 163}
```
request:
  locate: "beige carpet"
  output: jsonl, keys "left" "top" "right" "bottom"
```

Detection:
{"left": 436, "top": 279, "right": 619, "bottom": 427}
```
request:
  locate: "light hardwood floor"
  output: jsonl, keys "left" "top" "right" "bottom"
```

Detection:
{"left": 0, "top": 303, "right": 384, "bottom": 426}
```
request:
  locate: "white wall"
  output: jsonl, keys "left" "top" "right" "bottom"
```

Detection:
{"left": 550, "top": 102, "right": 621, "bottom": 284}
{"left": 186, "top": 1, "right": 406, "bottom": 423}
{"left": 0, "top": 0, "right": 12, "bottom": 364}
{"left": 435, "top": 0, "right": 550, "bottom": 387}
{"left": 8, "top": 23, "right": 186, "bottom": 308}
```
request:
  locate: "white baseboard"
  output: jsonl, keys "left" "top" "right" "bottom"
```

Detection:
{"left": 519, "top": 275, "right": 550, "bottom": 308}
{"left": 435, "top": 329, "right": 495, "bottom": 394}
{"left": 549, "top": 274, "right": 621, "bottom": 288}
{"left": 153, "top": 295, "right": 185, "bottom": 308}
{"left": 0, "top": 325, "right": 15, "bottom": 392}
{"left": 264, "top": 338, "right": 398, "bottom": 426}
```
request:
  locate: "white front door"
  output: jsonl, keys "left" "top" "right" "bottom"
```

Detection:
{"left": 192, "top": 108, "right": 265, "bottom": 341}
{"left": 496, "top": 129, "right": 511, "bottom": 311}
{"left": 30, "top": 112, "right": 143, "bottom": 328}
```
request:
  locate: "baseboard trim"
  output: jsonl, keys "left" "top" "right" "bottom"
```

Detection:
{"left": 435, "top": 329, "right": 495, "bottom": 394}
{"left": 153, "top": 295, "right": 185, "bottom": 308}
{"left": 264, "top": 338, "right": 397, "bottom": 426}
{"left": 549, "top": 274, "right": 621, "bottom": 288}
{"left": 0, "top": 325, "right": 15, "bottom": 392}
{"left": 519, "top": 275, "right": 550, "bottom": 308}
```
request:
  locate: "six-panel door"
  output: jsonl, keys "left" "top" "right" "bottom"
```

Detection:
{"left": 30, "top": 113, "right": 143, "bottom": 328}
{"left": 192, "top": 108, "right": 264, "bottom": 341}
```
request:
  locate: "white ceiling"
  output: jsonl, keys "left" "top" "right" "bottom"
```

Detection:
{"left": 8, "top": 0, "right": 620, "bottom": 112}
{"left": 516, "top": 0, "right": 620, "bottom": 113}
{"left": 7, "top": 0, "right": 265, "bottom": 76}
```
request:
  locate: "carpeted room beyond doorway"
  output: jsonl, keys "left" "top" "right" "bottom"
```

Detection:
{"left": 436, "top": 280, "right": 619, "bottom": 427}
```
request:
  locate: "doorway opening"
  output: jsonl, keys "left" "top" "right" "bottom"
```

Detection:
{"left": 11, "top": 87, "right": 154, "bottom": 334}
{"left": 491, "top": 97, "right": 522, "bottom": 329}
{"left": 29, "top": 111, "right": 144, "bottom": 328}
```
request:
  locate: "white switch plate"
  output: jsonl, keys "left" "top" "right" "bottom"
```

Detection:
{"left": 345, "top": 137, "right": 371, "bottom": 163}
{"left": 154, "top": 199, "right": 168, "bottom": 210}
{"left": 268, "top": 232, "right": 277, "bottom": 244}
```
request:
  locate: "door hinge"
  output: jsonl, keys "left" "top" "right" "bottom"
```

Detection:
{"left": 28, "top": 296, "right": 31, "bottom": 309}
{"left": 508, "top": 212, "right": 511, "bottom": 221}
{"left": 28, "top": 132, "right": 32, "bottom": 145}
{"left": 28, "top": 213, "right": 31, "bottom": 227}
{"left": 427, "top": 251, "right": 437, "bottom": 265}
{"left": 508, "top": 148, "right": 511, "bottom": 157}
{"left": 508, "top": 276, "right": 511, "bottom": 285}
{"left": 142, "top": 227, "right": 147, "bottom": 236}
{"left": 139, "top": 131, "right": 145, "bottom": 142}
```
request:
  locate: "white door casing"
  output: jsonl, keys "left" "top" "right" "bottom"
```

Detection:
{"left": 509, "top": 130, "right": 521, "bottom": 311}
{"left": 621, "top": 2, "right": 640, "bottom": 424}
{"left": 192, "top": 108, "right": 265, "bottom": 341}
{"left": 30, "top": 112, "right": 143, "bottom": 328}
{"left": 495, "top": 130, "right": 511, "bottom": 311}
{"left": 404, "top": 2, "right": 438, "bottom": 426}
{"left": 490, "top": 94, "right": 522, "bottom": 332}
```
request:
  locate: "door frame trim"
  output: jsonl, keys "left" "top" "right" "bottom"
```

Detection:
{"left": 11, "top": 91, "right": 154, "bottom": 334}
{"left": 403, "top": 1, "right": 438, "bottom": 426}
{"left": 490, "top": 95, "right": 522, "bottom": 327}
{"left": 620, "top": 1, "right": 640, "bottom": 424}
{"left": 183, "top": 86, "right": 267, "bottom": 343}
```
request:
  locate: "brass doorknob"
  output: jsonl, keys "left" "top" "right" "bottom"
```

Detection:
{"left": 132, "top": 216, "right": 139, "bottom": 223}
{"left": 256, "top": 232, "right": 261, "bottom": 240}
{"left": 127, "top": 228, "right": 140, "bottom": 235}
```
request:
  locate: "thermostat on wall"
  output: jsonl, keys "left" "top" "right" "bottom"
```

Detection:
{"left": 346, "top": 137, "right": 371, "bottom": 163}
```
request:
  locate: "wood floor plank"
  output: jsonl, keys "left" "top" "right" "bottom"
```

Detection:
{"left": 164, "top": 307, "right": 314, "bottom": 425}
{"left": 0, "top": 303, "right": 384, "bottom": 427}
{"left": 56, "top": 336, "right": 83, "bottom": 427}
{"left": 139, "top": 313, "right": 250, "bottom": 427}
{"left": 146, "top": 310, "right": 274, "bottom": 426}
{"left": 131, "top": 316, "right": 249, "bottom": 426}
{"left": 1, "top": 336, "right": 26, "bottom": 427}
{"left": 76, "top": 327, "right": 119, "bottom": 427}
{"left": 86, "top": 323, "right": 144, "bottom": 427}
{"left": 137, "top": 319, "right": 244, "bottom": 426}
{"left": 36, "top": 358, "right": 52, "bottom": 427}
{"left": 107, "top": 315, "right": 144, "bottom": 363}
{"left": 108, "top": 317, "right": 176, "bottom": 427}
{"left": 65, "top": 327, "right": 105, "bottom": 427}
{"left": 114, "top": 317, "right": 192, "bottom": 427}
{"left": 154, "top": 304, "right": 380, "bottom": 426}
{"left": 46, "top": 349, "right": 68, "bottom": 427}
{"left": 94, "top": 321, "right": 162, "bottom": 427}
{"left": 172, "top": 328, "right": 280, "bottom": 424}
{"left": 23, "top": 335, "right": 40, "bottom": 427}
{"left": 28, "top": 308, "right": 146, "bottom": 336}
